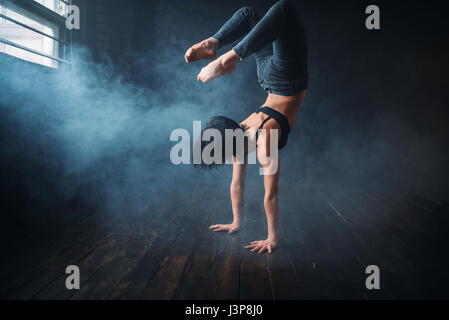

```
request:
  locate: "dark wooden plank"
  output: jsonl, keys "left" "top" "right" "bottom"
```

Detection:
{"left": 0, "top": 183, "right": 205, "bottom": 297}
{"left": 103, "top": 192, "right": 206, "bottom": 300}
{"left": 7, "top": 183, "right": 446, "bottom": 300}
{"left": 5, "top": 191, "right": 195, "bottom": 300}
{"left": 70, "top": 195, "right": 195, "bottom": 300}
{"left": 264, "top": 195, "right": 304, "bottom": 300}
{"left": 350, "top": 190, "right": 441, "bottom": 299}
{"left": 289, "top": 188, "right": 364, "bottom": 299}
{"left": 205, "top": 234, "right": 241, "bottom": 299}
{"left": 32, "top": 199, "right": 174, "bottom": 299}
{"left": 0, "top": 209, "right": 107, "bottom": 294}
{"left": 407, "top": 195, "right": 449, "bottom": 220}
{"left": 35, "top": 192, "right": 191, "bottom": 299}
{"left": 172, "top": 195, "right": 229, "bottom": 299}
{"left": 204, "top": 192, "right": 241, "bottom": 300}
{"left": 0, "top": 213, "right": 127, "bottom": 299}
{"left": 238, "top": 186, "right": 273, "bottom": 300}
{"left": 282, "top": 188, "right": 339, "bottom": 299}
{"left": 315, "top": 188, "right": 394, "bottom": 300}
{"left": 279, "top": 188, "right": 324, "bottom": 300}
{"left": 34, "top": 233, "right": 131, "bottom": 299}
{"left": 335, "top": 189, "right": 424, "bottom": 299}
{"left": 369, "top": 193, "right": 442, "bottom": 240}
{"left": 70, "top": 233, "right": 147, "bottom": 300}
{"left": 374, "top": 193, "right": 449, "bottom": 244}
{"left": 359, "top": 191, "right": 449, "bottom": 298}
{"left": 138, "top": 193, "right": 220, "bottom": 299}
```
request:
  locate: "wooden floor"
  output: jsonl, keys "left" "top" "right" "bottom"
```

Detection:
{"left": 1, "top": 185, "right": 448, "bottom": 300}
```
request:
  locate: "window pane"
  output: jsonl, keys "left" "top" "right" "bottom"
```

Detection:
{"left": 0, "top": 3, "right": 59, "bottom": 68}
{"left": 32, "top": 0, "right": 68, "bottom": 16}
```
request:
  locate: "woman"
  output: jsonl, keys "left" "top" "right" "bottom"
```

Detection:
{"left": 185, "top": 0, "right": 308, "bottom": 254}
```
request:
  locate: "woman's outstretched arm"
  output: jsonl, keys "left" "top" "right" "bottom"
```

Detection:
{"left": 209, "top": 155, "right": 247, "bottom": 233}
{"left": 246, "top": 130, "right": 280, "bottom": 254}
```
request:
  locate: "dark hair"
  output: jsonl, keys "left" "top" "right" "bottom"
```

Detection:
{"left": 194, "top": 116, "right": 247, "bottom": 169}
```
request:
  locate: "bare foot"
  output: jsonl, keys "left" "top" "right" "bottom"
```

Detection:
{"left": 197, "top": 50, "right": 240, "bottom": 83}
{"left": 185, "top": 37, "right": 218, "bottom": 63}
{"left": 245, "top": 238, "right": 277, "bottom": 254}
{"left": 209, "top": 223, "right": 240, "bottom": 234}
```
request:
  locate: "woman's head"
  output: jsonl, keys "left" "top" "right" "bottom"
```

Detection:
{"left": 194, "top": 116, "right": 248, "bottom": 169}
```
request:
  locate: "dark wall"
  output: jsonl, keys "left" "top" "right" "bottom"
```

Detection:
{"left": 0, "top": 0, "right": 448, "bottom": 246}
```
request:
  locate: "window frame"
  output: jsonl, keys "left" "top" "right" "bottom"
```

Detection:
{"left": 0, "top": 0, "right": 72, "bottom": 67}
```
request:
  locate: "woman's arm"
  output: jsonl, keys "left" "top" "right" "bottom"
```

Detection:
{"left": 230, "top": 155, "right": 247, "bottom": 227}
{"left": 209, "top": 155, "right": 247, "bottom": 233}
{"left": 246, "top": 129, "right": 280, "bottom": 253}
{"left": 262, "top": 162, "right": 280, "bottom": 245}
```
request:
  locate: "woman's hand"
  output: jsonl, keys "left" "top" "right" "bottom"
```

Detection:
{"left": 245, "top": 238, "right": 277, "bottom": 254}
{"left": 209, "top": 223, "right": 240, "bottom": 234}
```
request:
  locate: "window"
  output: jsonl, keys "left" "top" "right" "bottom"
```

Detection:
{"left": 0, "top": 0, "right": 71, "bottom": 68}
{"left": 32, "top": 0, "right": 68, "bottom": 16}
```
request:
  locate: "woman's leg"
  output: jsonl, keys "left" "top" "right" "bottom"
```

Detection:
{"left": 212, "top": 6, "right": 274, "bottom": 67}
{"left": 212, "top": 6, "right": 261, "bottom": 49}
{"left": 185, "top": 6, "right": 262, "bottom": 63}
{"left": 197, "top": 0, "right": 305, "bottom": 83}
{"left": 233, "top": 0, "right": 307, "bottom": 63}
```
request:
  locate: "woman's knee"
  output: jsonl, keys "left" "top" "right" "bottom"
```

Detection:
{"left": 236, "top": 6, "right": 258, "bottom": 20}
